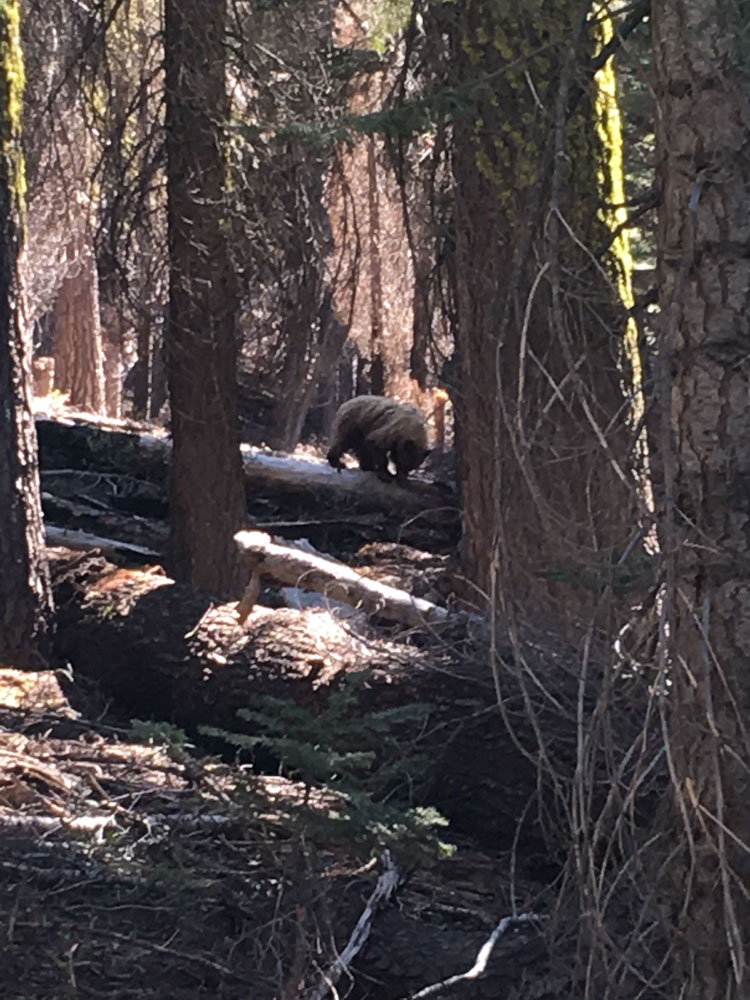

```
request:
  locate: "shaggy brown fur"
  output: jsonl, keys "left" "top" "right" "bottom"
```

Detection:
{"left": 327, "top": 395, "right": 429, "bottom": 482}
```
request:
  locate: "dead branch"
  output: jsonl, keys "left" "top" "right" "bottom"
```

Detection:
{"left": 235, "top": 530, "right": 452, "bottom": 628}
{"left": 401, "top": 912, "right": 542, "bottom": 1000}
{"left": 45, "top": 525, "right": 160, "bottom": 560}
{"left": 305, "top": 850, "right": 402, "bottom": 1000}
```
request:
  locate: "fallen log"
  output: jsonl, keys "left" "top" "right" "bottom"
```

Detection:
{"left": 45, "top": 525, "right": 160, "bottom": 561}
{"left": 36, "top": 415, "right": 456, "bottom": 517}
{"left": 50, "top": 550, "right": 546, "bottom": 850}
{"left": 234, "top": 530, "right": 452, "bottom": 628}
{"left": 36, "top": 414, "right": 459, "bottom": 554}
{"left": 36, "top": 416, "right": 460, "bottom": 552}
{"left": 37, "top": 416, "right": 169, "bottom": 486}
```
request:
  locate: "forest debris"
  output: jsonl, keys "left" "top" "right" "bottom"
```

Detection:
{"left": 0, "top": 744, "right": 73, "bottom": 796}
{"left": 0, "top": 812, "right": 116, "bottom": 837}
{"left": 0, "top": 669, "right": 77, "bottom": 716}
{"left": 50, "top": 547, "right": 541, "bottom": 848}
{"left": 42, "top": 490, "right": 167, "bottom": 552}
{"left": 305, "top": 850, "right": 402, "bottom": 1000}
{"left": 45, "top": 524, "right": 160, "bottom": 560}
{"left": 234, "top": 530, "right": 451, "bottom": 627}
{"left": 0, "top": 705, "right": 552, "bottom": 999}
{"left": 0, "top": 733, "right": 76, "bottom": 816}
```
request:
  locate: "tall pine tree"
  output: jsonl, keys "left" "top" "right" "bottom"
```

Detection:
{"left": 0, "top": 0, "right": 53, "bottom": 668}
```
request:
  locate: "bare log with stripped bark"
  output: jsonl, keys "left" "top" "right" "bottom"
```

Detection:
{"left": 234, "top": 530, "right": 452, "bottom": 628}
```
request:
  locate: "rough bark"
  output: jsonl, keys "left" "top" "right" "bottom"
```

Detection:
{"left": 366, "top": 133, "right": 386, "bottom": 396}
{"left": 164, "top": 0, "right": 247, "bottom": 595}
{"left": 52, "top": 220, "right": 106, "bottom": 414}
{"left": 444, "top": 3, "right": 640, "bottom": 604}
{"left": 99, "top": 302, "right": 125, "bottom": 419}
{"left": 653, "top": 4, "right": 750, "bottom": 996}
{"left": 0, "top": 1, "right": 54, "bottom": 668}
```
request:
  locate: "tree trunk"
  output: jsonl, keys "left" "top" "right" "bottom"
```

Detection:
{"left": 0, "top": 2, "right": 54, "bottom": 668}
{"left": 102, "top": 328, "right": 123, "bottom": 419}
{"left": 31, "top": 355, "right": 54, "bottom": 396}
{"left": 52, "top": 220, "right": 106, "bottom": 414}
{"left": 444, "top": 2, "right": 641, "bottom": 607}
{"left": 366, "top": 134, "right": 386, "bottom": 396}
{"left": 653, "top": 3, "right": 750, "bottom": 996}
{"left": 130, "top": 315, "right": 151, "bottom": 419}
{"left": 164, "top": 0, "right": 247, "bottom": 595}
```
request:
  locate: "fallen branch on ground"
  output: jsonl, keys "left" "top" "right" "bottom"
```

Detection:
{"left": 304, "top": 850, "right": 402, "bottom": 1000}
{"left": 234, "top": 530, "right": 452, "bottom": 628}
{"left": 401, "top": 912, "right": 543, "bottom": 999}
{"left": 45, "top": 525, "right": 160, "bottom": 560}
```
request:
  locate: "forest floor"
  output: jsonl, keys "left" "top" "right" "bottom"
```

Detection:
{"left": 0, "top": 615, "right": 555, "bottom": 998}
{"left": 0, "top": 692, "right": 551, "bottom": 999}
{"left": 0, "top": 411, "right": 567, "bottom": 1000}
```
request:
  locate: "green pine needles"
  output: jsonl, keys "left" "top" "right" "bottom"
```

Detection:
{"left": 201, "top": 670, "right": 451, "bottom": 856}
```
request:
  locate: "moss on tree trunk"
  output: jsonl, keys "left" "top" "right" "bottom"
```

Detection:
{"left": 0, "top": 0, "right": 53, "bottom": 668}
{"left": 446, "top": 1, "right": 642, "bottom": 606}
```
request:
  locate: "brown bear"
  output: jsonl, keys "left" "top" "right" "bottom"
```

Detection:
{"left": 327, "top": 395, "right": 429, "bottom": 482}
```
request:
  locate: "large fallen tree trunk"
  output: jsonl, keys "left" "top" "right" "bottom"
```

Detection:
{"left": 36, "top": 415, "right": 456, "bottom": 516}
{"left": 50, "top": 549, "right": 551, "bottom": 851}
{"left": 37, "top": 414, "right": 459, "bottom": 555}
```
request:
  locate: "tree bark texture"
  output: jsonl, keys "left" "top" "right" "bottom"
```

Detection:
{"left": 52, "top": 217, "right": 106, "bottom": 414}
{"left": 653, "top": 4, "right": 750, "bottom": 997}
{"left": 164, "top": 0, "right": 247, "bottom": 595}
{"left": 445, "top": 2, "right": 640, "bottom": 604}
{"left": 0, "top": 2, "right": 54, "bottom": 668}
